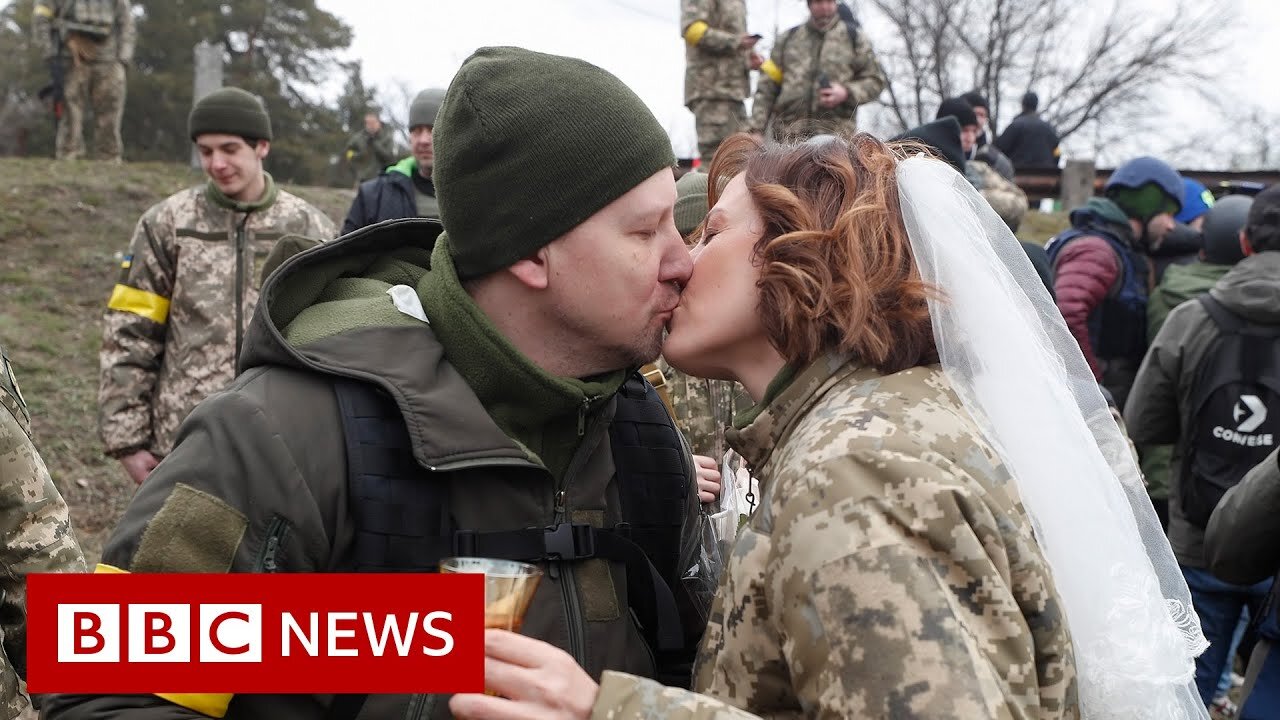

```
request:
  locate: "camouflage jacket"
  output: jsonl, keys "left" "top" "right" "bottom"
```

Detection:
{"left": 681, "top": 0, "right": 751, "bottom": 106}
{"left": 345, "top": 126, "right": 398, "bottom": 183}
{"left": 593, "top": 357, "right": 1079, "bottom": 719}
{"left": 969, "top": 159, "right": 1029, "bottom": 232}
{"left": 658, "top": 358, "right": 744, "bottom": 458}
{"left": 0, "top": 346, "right": 87, "bottom": 719}
{"left": 32, "top": 0, "right": 136, "bottom": 63}
{"left": 750, "top": 19, "right": 886, "bottom": 137}
{"left": 98, "top": 178, "right": 335, "bottom": 458}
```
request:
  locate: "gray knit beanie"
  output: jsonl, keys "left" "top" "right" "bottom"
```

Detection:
{"left": 433, "top": 46, "right": 676, "bottom": 279}
{"left": 409, "top": 88, "right": 446, "bottom": 129}
{"left": 188, "top": 87, "right": 273, "bottom": 141}
{"left": 674, "top": 171, "right": 709, "bottom": 237}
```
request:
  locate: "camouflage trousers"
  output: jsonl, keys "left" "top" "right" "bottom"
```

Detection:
{"left": 58, "top": 59, "right": 126, "bottom": 162}
{"left": 690, "top": 99, "right": 747, "bottom": 163}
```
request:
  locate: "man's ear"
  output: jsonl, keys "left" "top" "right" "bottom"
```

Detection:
{"left": 256, "top": 140, "right": 271, "bottom": 161}
{"left": 1240, "top": 228, "right": 1255, "bottom": 258}
{"left": 506, "top": 245, "right": 552, "bottom": 290}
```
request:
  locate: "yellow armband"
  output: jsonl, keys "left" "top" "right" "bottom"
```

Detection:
{"left": 761, "top": 59, "right": 783, "bottom": 85}
{"left": 107, "top": 285, "right": 170, "bottom": 324}
{"left": 683, "top": 21, "right": 709, "bottom": 46}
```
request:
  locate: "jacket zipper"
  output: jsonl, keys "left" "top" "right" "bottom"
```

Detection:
{"left": 404, "top": 692, "right": 435, "bottom": 720}
{"left": 255, "top": 515, "right": 290, "bottom": 572}
{"left": 556, "top": 392, "right": 608, "bottom": 666}
{"left": 807, "top": 26, "right": 826, "bottom": 124}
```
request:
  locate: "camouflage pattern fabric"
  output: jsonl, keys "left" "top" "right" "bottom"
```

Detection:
{"left": 0, "top": 346, "right": 87, "bottom": 719}
{"left": 593, "top": 356, "right": 1079, "bottom": 719}
{"left": 33, "top": 0, "right": 135, "bottom": 162}
{"left": 749, "top": 19, "right": 886, "bottom": 138}
{"left": 969, "top": 159, "right": 1029, "bottom": 232}
{"left": 659, "top": 358, "right": 743, "bottom": 458}
{"left": 682, "top": 0, "right": 752, "bottom": 160}
{"left": 681, "top": 0, "right": 751, "bottom": 106}
{"left": 689, "top": 100, "right": 748, "bottom": 165}
{"left": 345, "top": 126, "right": 398, "bottom": 184}
{"left": 98, "top": 185, "right": 335, "bottom": 458}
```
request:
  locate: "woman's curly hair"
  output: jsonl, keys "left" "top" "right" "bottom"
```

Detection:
{"left": 704, "top": 132, "right": 939, "bottom": 373}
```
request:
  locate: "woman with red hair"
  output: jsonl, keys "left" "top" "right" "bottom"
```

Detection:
{"left": 450, "top": 134, "right": 1208, "bottom": 720}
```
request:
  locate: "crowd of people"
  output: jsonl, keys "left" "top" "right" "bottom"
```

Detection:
{"left": 1, "top": 1, "right": 1277, "bottom": 719}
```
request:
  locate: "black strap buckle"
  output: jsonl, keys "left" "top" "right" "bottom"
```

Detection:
{"left": 452, "top": 530, "right": 478, "bottom": 558}
{"left": 544, "top": 523, "right": 595, "bottom": 561}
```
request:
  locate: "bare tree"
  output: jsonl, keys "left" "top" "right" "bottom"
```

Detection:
{"left": 866, "top": 0, "right": 1231, "bottom": 144}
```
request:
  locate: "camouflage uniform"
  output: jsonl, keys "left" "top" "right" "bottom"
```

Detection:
{"left": 750, "top": 18, "right": 886, "bottom": 139}
{"left": 98, "top": 178, "right": 335, "bottom": 459}
{"left": 345, "top": 125, "right": 397, "bottom": 184}
{"left": 593, "top": 357, "right": 1080, "bottom": 719}
{"left": 681, "top": 0, "right": 752, "bottom": 161}
{"left": 658, "top": 358, "right": 743, "bottom": 458}
{"left": 0, "top": 345, "right": 87, "bottom": 719}
{"left": 969, "top": 159, "right": 1029, "bottom": 232}
{"left": 32, "top": 0, "right": 135, "bottom": 161}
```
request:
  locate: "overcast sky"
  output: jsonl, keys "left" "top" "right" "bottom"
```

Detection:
{"left": 314, "top": 0, "right": 1279, "bottom": 167}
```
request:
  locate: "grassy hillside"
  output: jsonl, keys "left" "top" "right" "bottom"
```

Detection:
{"left": 0, "top": 157, "right": 353, "bottom": 564}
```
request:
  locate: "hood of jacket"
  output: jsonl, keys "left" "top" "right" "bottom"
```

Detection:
{"left": 1210, "top": 251, "right": 1280, "bottom": 324}
{"left": 238, "top": 217, "right": 536, "bottom": 470}
{"left": 1068, "top": 197, "right": 1134, "bottom": 243}
{"left": 1152, "top": 261, "right": 1233, "bottom": 314}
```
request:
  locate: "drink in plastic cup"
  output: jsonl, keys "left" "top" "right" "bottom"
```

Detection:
{"left": 438, "top": 557, "right": 542, "bottom": 632}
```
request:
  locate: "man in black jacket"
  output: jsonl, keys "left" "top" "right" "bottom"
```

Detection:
{"left": 995, "top": 91, "right": 1061, "bottom": 170}
{"left": 341, "top": 88, "right": 445, "bottom": 234}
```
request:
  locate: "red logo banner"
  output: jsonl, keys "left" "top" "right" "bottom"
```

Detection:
{"left": 26, "top": 573, "right": 485, "bottom": 694}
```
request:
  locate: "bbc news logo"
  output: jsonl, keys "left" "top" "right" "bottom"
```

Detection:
{"left": 28, "top": 573, "right": 484, "bottom": 694}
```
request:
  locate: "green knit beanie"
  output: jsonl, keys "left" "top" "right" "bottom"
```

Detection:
{"left": 188, "top": 87, "right": 273, "bottom": 142}
{"left": 674, "top": 171, "right": 709, "bottom": 237}
{"left": 434, "top": 46, "right": 676, "bottom": 280}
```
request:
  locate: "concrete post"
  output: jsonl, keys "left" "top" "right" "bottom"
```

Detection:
{"left": 191, "top": 41, "right": 224, "bottom": 168}
{"left": 1060, "top": 158, "right": 1096, "bottom": 212}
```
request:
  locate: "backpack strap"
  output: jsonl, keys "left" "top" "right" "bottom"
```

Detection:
{"left": 1198, "top": 294, "right": 1247, "bottom": 335}
{"left": 837, "top": 1, "right": 861, "bottom": 48}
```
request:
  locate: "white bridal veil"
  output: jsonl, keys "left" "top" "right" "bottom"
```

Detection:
{"left": 896, "top": 155, "right": 1209, "bottom": 719}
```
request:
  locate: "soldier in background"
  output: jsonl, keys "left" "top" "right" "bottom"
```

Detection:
{"left": 680, "top": 0, "right": 762, "bottom": 163}
{"left": 341, "top": 88, "right": 445, "bottom": 233}
{"left": 32, "top": 0, "right": 135, "bottom": 162}
{"left": 0, "top": 344, "right": 86, "bottom": 718}
{"left": 750, "top": 0, "right": 886, "bottom": 139}
{"left": 659, "top": 170, "right": 743, "bottom": 461}
{"left": 98, "top": 87, "right": 335, "bottom": 485}
{"left": 344, "top": 111, "right": 397, "bottom": 186}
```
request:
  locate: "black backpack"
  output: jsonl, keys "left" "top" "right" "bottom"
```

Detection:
{"left": 325, "top": 372, "right": 698, "bottom": 719}
{"left": 1179, "top": 295, "right": 1280, "bottom": 528}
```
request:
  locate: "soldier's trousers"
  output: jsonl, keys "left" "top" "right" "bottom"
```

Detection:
{"left": 690, "top": 99, "right": 746, "bottom": 163}
{"left": 58, "top": 59, "right": 126, "bottom": 162}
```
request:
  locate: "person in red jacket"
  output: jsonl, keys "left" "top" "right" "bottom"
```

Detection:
{"left": 1045, "top": 156, "right": 1182, "bottom": 409}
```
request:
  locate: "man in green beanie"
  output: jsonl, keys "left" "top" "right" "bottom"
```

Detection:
{"left": 341, "top": 87, "right": 446, "bottom": 234}
{"left": 97, "top": 86, "right": 335, "bottom": 486}
{"left": 47, "top": 48, "right": 705, "bottom": 719}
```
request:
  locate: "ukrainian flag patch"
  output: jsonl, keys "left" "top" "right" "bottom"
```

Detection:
{"left": 121, "top": 254, "right": 133, "bottom": 270}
